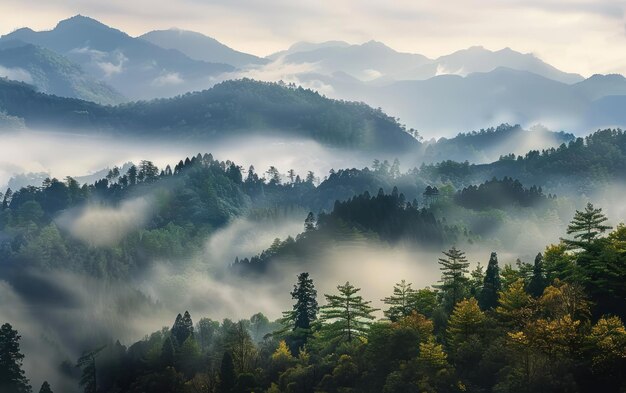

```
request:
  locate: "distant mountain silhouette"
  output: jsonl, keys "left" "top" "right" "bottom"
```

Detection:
{"left": 140, "top": 29, "right": 268, "bottom": 67}
{"left": 0, "top": 42, "right": 123, "bottom": 104}
{"left": 0, "top": 15, "right": 233, "bottom": 99}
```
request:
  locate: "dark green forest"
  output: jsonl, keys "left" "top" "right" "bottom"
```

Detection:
{"left": 2, "top": 127, "right": 623, "bottom": 280}
{"left": 1, "top": 8, "right": 625, "bottom": 393}
{"left": 0, "top": 129, "right": 625, "bottom": 393}
{"left": 0, "top": 78, "right": 415, "bottom": 150}
{"left": 3, "top": 203, "right": 625, "bottom": 393}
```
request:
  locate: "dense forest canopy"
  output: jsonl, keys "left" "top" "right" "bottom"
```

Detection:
{"left": 0, "top": 128, "right": 624, "bottom": 393}
{"left": 3, "top": 202, "right": 625, "bottom": 393}
{"left": 2, "top": 125, "right": 621, "bottom": 282}
{"left": 1, "top": 9, "right": 626, "bottom": 393}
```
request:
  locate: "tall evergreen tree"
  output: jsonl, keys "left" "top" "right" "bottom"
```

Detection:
{"left": 563, "top": 203, "right": 612, "bottom": 249}
{"left": 126, "top": 165, "right": 137, "bottom": 185}
{"left": 279, "top": 273, "right": 319, "bottom": 351}
{"left": 479, "top": 252, "right": 502, "bottom": 310}
{"left": 284, "top": 272, "right": 318, "bottom": 331}
{"left": 218, "top": 352, "right": 236, "bottom": 393}
{"left": 0, "top": 323, "right": 31, "bottom": 393}
{"left": 436, "top": 247, "right": 470, "bottom": 310}
{"left": 38, "top": 381, "right": 53, "bottom": 393}
{"left": 304, "top": 213, "right": 316, "bottom": 232}
{"left": 171, "top": 311, "right": 194, "bottom": 346}
{"left": 382, "top": 280, "right": 417, "bottom": 322}
{"left": 319, "top": 282, "right": 378, "bottom": 343}
{"left": 469, "top": 263, "right": 485, "bottom": 299}
{"left": 527, "top": 252, "right": 547, "bottom": 297}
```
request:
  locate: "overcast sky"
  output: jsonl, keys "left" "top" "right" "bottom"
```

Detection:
{"left": 1, "top": 0, "right": 625, "bottom": 77}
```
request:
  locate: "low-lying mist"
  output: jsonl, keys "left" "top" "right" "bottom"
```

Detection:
{"left": 56, "top": 197, "right": 155, "bottom": 246}
{"left": 0, "top": 130, "right": 381, "bottom": 189}
{"left": 0, "top": 207, "right": 535, "bottom": 392}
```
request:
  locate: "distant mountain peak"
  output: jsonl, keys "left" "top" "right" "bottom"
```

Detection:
{"left": 288, "top": 40, "right": 350, "bottom": 51}
{"left": 362, "top": 40, "right": 387, "bottom": 47}
{"left": 466, "top": 45, "right": 487, "bottom": 52}
{"left": 7, "top": 27, "right": 34, "bottom": 36}
{"left": 56, "top": 14, "right": 108, "bottom": 29}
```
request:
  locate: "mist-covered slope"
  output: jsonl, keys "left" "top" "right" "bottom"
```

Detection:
{"left": 305, "top": 67, "right": 623, "bottom": 135}
{"left": 422, "top": 46, "right": 583, "bottom": 83}
{"left": 0, "top": 78, "right": 417, "bottom": 151}
{"left": 0, "top": 42, "right": 124, "bottom": 104}
{"left": 421, "top": 124, "right": 575, "bottom": 163}
{"left": 140, "top": 29, "right": 268, "bottom": 67}
{"left": 0, "top": 15, "right": 234, "bottom": 99}
{"left": 277, "top": 40, "right": 431, "bottom": 81}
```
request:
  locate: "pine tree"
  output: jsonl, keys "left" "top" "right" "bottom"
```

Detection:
{"left": 2, "top": 188, "right": 12, "bottom": 209}
{"left": 382, "top": 280, "right": 417, "bottom": 322}
{"left": 527, "top": 252, "right": 547, "bottom": 297}
{"left": 304, "top": 213, "right": 316, "bottom": 232}
{"left": 182, "top": 311, "right": 194, "bottom": 339}
{"left": 279, "top": 273, "right": 319, "bottom": 350}
{"left": 218, "top": 352, "right": 236, "bottom": 393}
{"left": 287, "top": 169, "right": 296, "bottom": 184}
{"left": 38, "top": 382, "right": 53, "bottom": 393}
{"left": 563, "top": 203, "right": 612, "bottom": 249}
{"left": 479, "top": 252, "right": 502, "bottom": 310}
{"left": 0, "top": 323, "right": 31, "bottom": 393}
{"left": 171, "top": 311, "right": 194, "bottom": 346}
{"left": 126, "top": 165, "right": 137, "bottom": 185}
{"left": 285, "top": 272, "right": 318, "bottom": 331}
{"left": 446, "top": 298, "right": 485, "bottom": 350}
{"left": 436, "top": 247, "right": 470, "bottom": 310}
{"left": 319, "top": 282, "right": 378, "bottom": 343}
{"left": 469, "top": 263, "right": 485, "bottom": 299}
{"left": 266, "top": 166, "right": 281, "bottom": 185}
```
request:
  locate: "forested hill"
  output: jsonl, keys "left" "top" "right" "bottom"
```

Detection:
{"left": 421, "top": 123, "right": 575, "bottom": 163}
{"left": 0, "top": 78, "right": 417, "bottom": 151}
{"left": 420, "top": 128, "right": 626, "bottom": 193}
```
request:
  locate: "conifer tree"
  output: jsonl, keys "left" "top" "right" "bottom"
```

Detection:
{"left": 446, "top": 298, "right": 485, "bottom": 350}
{"left": 0, "top": 323, "right": 31, "bottom": 393}
{"left": 38, "top": 381, "right": 53, "bottom": 393}
{"left": 171, "top": 311, "right": 194, "bottom": 346}
{"left": 382, "top": 280, "right": 417, "bottom": 322}
{"left": 286, "top": 272, "right": 318, "bottom": 331}
{"left": 469, "top": 263, "right": 485, "bottom": 298}
{"left": 436, "top": 247, "right": 470, "bottom": 310}
{"left": 218, "top": 352, "right": 236, "bottom": 393}
{"left": 563, "top": 203, "right": 612, "bottom": 249}
{"left": 479, "top": 252, "right": 502, "bottom": 310}
{"left": 319, "top": 282, "right": 378, "bottom": 343}
{"left": 527, "top": 252, "right": 547, "bottom": 297}
{"left": 280, "top": 273, "right": 319, "bottom": 350}
{"left": 304, "top": 213, "right": 316, "bottom": 232}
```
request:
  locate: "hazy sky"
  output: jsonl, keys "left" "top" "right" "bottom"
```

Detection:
{"left": 0, "top": 0, "right": 625, "bottom": 76}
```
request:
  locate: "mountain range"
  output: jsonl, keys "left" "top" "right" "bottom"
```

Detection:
{"left": 0, "top": 41, "right": 123, "bottom": 104}
{"left": 0, "top": 15, "right": 233, "bottom": 99}
{"left": 0, "top": 15, "right": 625, "bottom": 138}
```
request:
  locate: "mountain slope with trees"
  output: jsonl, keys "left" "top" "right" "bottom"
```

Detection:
{"left": 0, "top": 43, "right": 124, "bottom": 104}
{"left": 7, "top": 203, "right": 625, "bottom": 393}
{"left": 0, "top": 78, "right": 416, "bottom": 150}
